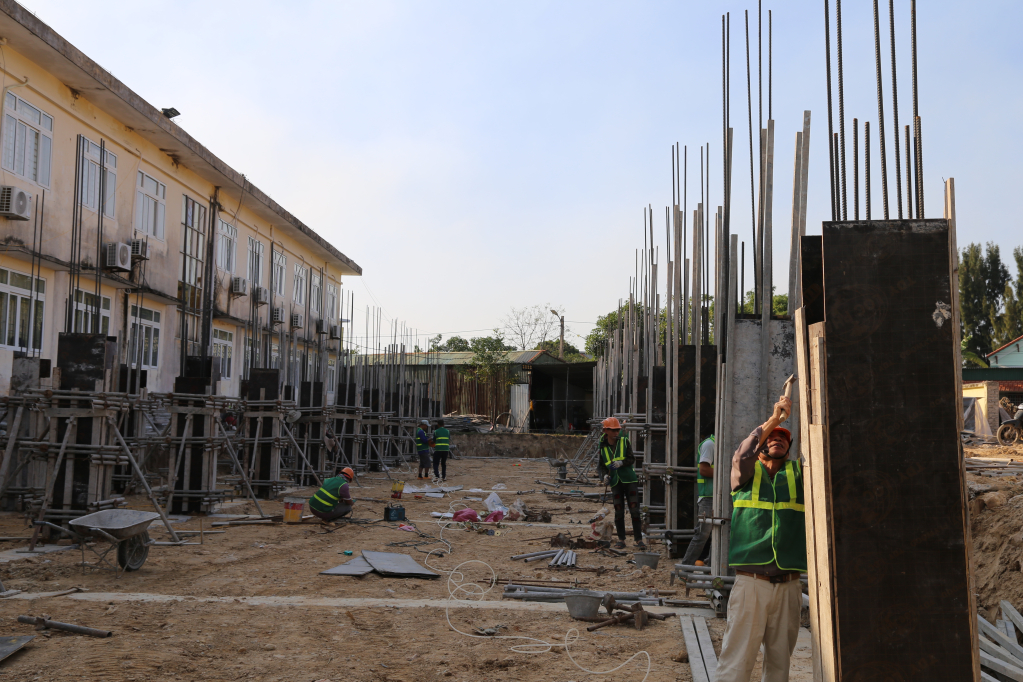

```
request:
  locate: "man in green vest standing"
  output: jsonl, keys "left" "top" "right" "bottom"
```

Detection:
{"left": 432, "top": 419, "right": 451, "bottom": 482}
{"left": 715, "top": 394, "right": 805, "bottom": 682}
{"left": 308, "top": 467, "right": 356, "bottom": 523}
{"left": 595, "top": 416, "right": 646, "bottom": 550}
{"left": 681, "top": 434, "right": 716, "bottom": 565}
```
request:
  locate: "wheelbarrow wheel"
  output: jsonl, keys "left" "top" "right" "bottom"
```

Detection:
{"left": 117, "top": 531, "right": 150, "bottom": 572}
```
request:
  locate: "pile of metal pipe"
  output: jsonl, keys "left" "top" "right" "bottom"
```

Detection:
{"left": 549, "top": 549, "right": 576, "bottom": 567}
{"left": 511, "top": 549, "right": 561, "bottom": 563}
{"left": 501, "top": 584, "right": 664, "bottom": 606}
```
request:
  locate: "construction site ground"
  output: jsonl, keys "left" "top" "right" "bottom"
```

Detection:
{"left": 0, "top": 453, "right": 821, "bottom": 681}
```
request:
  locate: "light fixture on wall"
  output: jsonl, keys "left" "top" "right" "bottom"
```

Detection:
{"left": 161, "top": 107, "right": 180, "bottom": 119}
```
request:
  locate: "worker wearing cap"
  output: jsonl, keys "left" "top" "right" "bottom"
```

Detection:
{"left": 715, "top": 395, "right": 805, "bottom": 682}
{"left": 432, "top": 419, "right": 451, "bottom": 482}
{"left": 595, "top": 417, "right": 645, "bottom": 550}
{"left": 415, "top": 420, "right": 432, "bottom": 480}
{"left": 681, "top": 434, "right": 716, "bottom": 565}
{"left": 308, "top": 467, "right": 356, "bottom": 523}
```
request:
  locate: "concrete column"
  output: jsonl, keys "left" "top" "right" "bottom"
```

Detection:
{"left": 985, "top": 381, "right": 1000, "bottom": 434}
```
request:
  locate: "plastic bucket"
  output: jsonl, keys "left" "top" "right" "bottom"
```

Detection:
{"left": 633, "top": 552, "right": 661, "bottom": 569}
{"left": 563, "top": 591, "right": 605, "bottom": 620}
{"left": 283, "top": 497, "right": 306, "bottom": 523}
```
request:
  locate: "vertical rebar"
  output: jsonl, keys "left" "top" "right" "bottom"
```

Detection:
{"left": 872, "top": 0, "right": 890, "bottom": 219}
{"left": 823, "top": 0, "right": 837, "bottom": 220}
{"left": 836, "top": 0, "right": 847, "bottom": 219}
{"left": 888, "top": 0, "right": 903, "bottom": 219}
{"left": 768, "top": 10, "right": 772, "bottom": 120}
{"left": 865, "top": 121, "right": 872, "bottom": 219}
{"left": 853, "top": 119, "right": 859, "bottom": 220}
{"left": 745, "top": 11, "right": 758, "bottom": 312}
{"left": 904, "top": 124, "right": 913, "bottom": 219}
{"left": 914, "top": 116, "right": 925, "bottom": 218}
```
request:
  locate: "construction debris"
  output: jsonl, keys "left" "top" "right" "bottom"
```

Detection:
{"left": 17, "top": 615, "right": 112, "bottom": 638}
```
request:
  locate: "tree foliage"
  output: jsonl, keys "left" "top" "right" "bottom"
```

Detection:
{"left": 960, "top": 242, "right": 1012, "bottom": 359}
{"left": 502, "top": 304, "right": 564, "bottom": 351}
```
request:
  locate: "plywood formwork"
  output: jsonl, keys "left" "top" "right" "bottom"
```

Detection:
{"left": 795, "top": 215, "right": 978, "bottom": 681}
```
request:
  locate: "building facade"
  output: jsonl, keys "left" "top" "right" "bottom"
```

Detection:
{"left": 0, "top": 3, "right": 360, "bottom": 395}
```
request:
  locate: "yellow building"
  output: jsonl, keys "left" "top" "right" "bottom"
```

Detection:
{"left": 0, "top": 4, "right": 360, "bottom": 395}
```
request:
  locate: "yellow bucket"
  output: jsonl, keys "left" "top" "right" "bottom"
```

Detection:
{"left": 283, "top": 497, "right": 305, "bottom": 523}
{"left": 391, "top": 480, "right": 405, "bottom": 499}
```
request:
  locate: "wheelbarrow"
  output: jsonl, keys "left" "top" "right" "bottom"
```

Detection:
{"left": 35, "top": 509, "right": 161, "bottom": 577}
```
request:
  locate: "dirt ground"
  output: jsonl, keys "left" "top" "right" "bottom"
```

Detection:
{"left": 0, "top": 456, "right": 719, "bottom": 682}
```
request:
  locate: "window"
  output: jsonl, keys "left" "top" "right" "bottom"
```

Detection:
{"left": 326, "top": 283, "right": 338, "bottom": 321}
{"left": 270, "top": 342, "right": 280, "bottom": 369}
{"left": 179, "top": 196, "right": 207, "bottom": 310}
{"left": 310, "top": 271, "right": 321, "bottom": 315}
{"left": 0, "top": 267, "right": 45, "bottom": 351}
{"left": 293, "top": 263, "right": 307, "bottom": 305}
{"left": 272, "top": 250, "right": 286, "bottom": 297}
{"left": 213, "top": 328, "right": 233, "bottom": 379}
{"left": 79, "top": 138, "right": 115, "bottom": 218}
{"left": 247, "top": 237, "right": 264, "bottom": 287}
{"left": 2, "top": 92, "right": 52, "bottom": 186}
{"left": 128, "top": 305, "right": 161, "bottom": 369}
{"left": 135, "top": 171, "right": 166, "bottom": 239}
{"left": 327, "top": 357, "right": 336, "bottom": 389}
{"left": 216, "top": 219, "right": 237, "bottom": 273}
{"left": 72, "top": 289, "right": 110, "bottom": 335}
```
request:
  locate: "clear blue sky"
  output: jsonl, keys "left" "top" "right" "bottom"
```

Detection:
{"left": 17, "top": 1, "right": 1022, "bottom": 352}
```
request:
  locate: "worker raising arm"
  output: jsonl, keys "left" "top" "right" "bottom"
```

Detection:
{"left": 715, "top": 395, "right": 805, "bottom": 682}
{"left": 595, "top": 417, "right": 646, "bottom": 551}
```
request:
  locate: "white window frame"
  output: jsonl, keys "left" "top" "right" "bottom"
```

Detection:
{"left": 129, "top": 305, "right": 161, "bottom": 369}
{"left": 272, "top": 250, "right": 286, "bottom": 297}
{"left": 293, "top": 263, "right": 307, "bottom": 306}
{"left": 216, "top": 219, "right": 237, "bottom": 273}
{"left": 0, "top": 266, "right": 45, "bottom": 351}
{"left": 327, "top": 357, "right": 337, "bottom": 390}
{"left": 310, "top": 271, "right": 321, "bottom": 315}
{"left": 247, "top": 237, "right": 264, "bottom": 287}
{"left": 1, "top": 92, "right": 52, "bottom": 187}
{"left": 326, "top": 283, "right": 338, "bottom": 321}
{"left": 135, "top": 170, "right": 166, "bottom": 240}
{"left": 79, "top": 137, "right": 116, "bottom": 219}
{"left": 72, "top": 289, "right": 110, "bottom": 335}
{"left": 213, "top": 328, "right": 234, "bottom": 379}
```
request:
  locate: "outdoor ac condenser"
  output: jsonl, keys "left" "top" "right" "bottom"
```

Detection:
{"left": 104, "top": 242, "right": 132, "bottom": 272}
{"left": 0, "top": 185, "right": 31, "bottom": 221}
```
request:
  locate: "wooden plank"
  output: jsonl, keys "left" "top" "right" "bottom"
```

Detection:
{"left": 979, "top": 616, "right": 1023, "bottom": 663}
{"left": 807, "top": 422, "right": 837, "bottom": 682}
{"left": 692, "top": 616, "right": 717, "bottom": 679}
{"left": 679, "top": 615, "right": 710, "bottom": 682}
{"left": 980, "top": 650, "right": 1023, "bottom": 682}
{"left": 979, "top": 634, "right": 1023, "bottom": 670}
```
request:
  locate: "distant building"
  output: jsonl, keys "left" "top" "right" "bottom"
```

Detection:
{"left": 987, "top": 335, "right": 1023, "bottom": 367}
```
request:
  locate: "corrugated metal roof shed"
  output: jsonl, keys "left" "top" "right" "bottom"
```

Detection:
{"left": 361, "top": 350, "right": 565, "bottom": 366}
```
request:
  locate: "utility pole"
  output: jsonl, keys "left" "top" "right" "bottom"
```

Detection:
{"left": 550, "top": 309, "right": 565, "bottom": 359}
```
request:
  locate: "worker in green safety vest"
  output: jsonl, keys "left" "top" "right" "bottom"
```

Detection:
{"left": 308, "top": 467, "right": 356, "bottom": 523}
{"left": 432, "top": 419, "right": 451, "bottom": 482}
{"left": 681, "top": 434, "right": 716, "bottom": 565}
{"left": 595, "top": 416, "right": 645, "bottom": 550}
{"left": 716, "top": 394, "right": 806, "bottom": 682}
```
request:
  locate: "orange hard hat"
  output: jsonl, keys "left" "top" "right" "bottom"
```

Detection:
{"left": 340, "top": 467, "right": 355, "bottom": 482}
{"left": 602, "top": 417, "right": 622, "bottom": 429}
{"left": 768, "top": 427, "right": 792, "bottom": 442}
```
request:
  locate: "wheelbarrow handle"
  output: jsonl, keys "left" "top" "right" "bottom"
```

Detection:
{"left": 32, "top": 520, "right": 86, "bottom": 543}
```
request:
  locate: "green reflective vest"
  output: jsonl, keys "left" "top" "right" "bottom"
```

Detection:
{"left": 309, "top": 476, "right": 350, "bottom": 512}
{"left": 697, "top": 435, "right": 715, "bottom": 500}
{"left": 415, "top": 429, "right": 430, "bottom": 453}
{"left": 728, "top": 459, "right": 807, "bottom": 572}
{"left": 600, "top": 436, "right": 637, "bottom": 487}
{"left": 433, "top": 427, "right": 450, "bottom": 452}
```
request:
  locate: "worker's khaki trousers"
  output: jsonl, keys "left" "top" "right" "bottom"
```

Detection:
{"left": 714, "top": 574, "right": 801, "bottom": 682}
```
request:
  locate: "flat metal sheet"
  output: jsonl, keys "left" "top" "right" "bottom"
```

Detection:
{"left": 0, "top": 635, "right": 34, "bottom": 662}
{"left": 362, "top": 550, "right": 439, "bottom": 579}
{"left": 320, "top": 555, "right": 374, "bottom": 576}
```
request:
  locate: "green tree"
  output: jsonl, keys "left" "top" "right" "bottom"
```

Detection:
{"left": 537, "top": 338, "right": 587, "bottom": 361}
{"left": 461, "top": 330, "right": 515, "bottom": 422}
{"left": 738, "top": 289, "right": 788, "bottom": 316}
{"left": 960, "top": 242, "right": 1010, "bottom": 358}
{"left": 961, "top": 334, "right": 989, "bottom": 368}
{"left": 434, "top": 335, "right": 470, "bottom": 352}
{"left": 993, "top": 246, "right": 1023, "bottom": 347}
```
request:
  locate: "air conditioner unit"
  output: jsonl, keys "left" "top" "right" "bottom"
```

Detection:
{"left": 130, "top": 239, "right": 149, "bottom": 260}
{"left": 0, "top": 186, "right": 31, "bottom": 221}
{"left": 329, "top": 324, "right": 342, "bottom": 340}
{"left": 291, "top": 313, "right": 304, "bottom": 329}
{"left": 315, "top": 319, "right": 327, "bottom": 335}
{"left": 231, "top": 276, "right": 248, "bottom": 296}
{"left": 104, "top": 242, "right": 132, "bottom": 272}
{"left": 271, "top": 306, "right": 285, "bottom": 324}
{"left": 254, "top": 286, "right": 269, "bottom": 306}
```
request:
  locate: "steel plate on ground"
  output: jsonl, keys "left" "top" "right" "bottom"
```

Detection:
{"left": 0, "top": 635, "right": 34, "bottom": 662}
{"left": 320, "top": 555, "right": 374, "bottom": 576}
{"left": 361, "top": 550, "right": 439, "bottom": 579}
